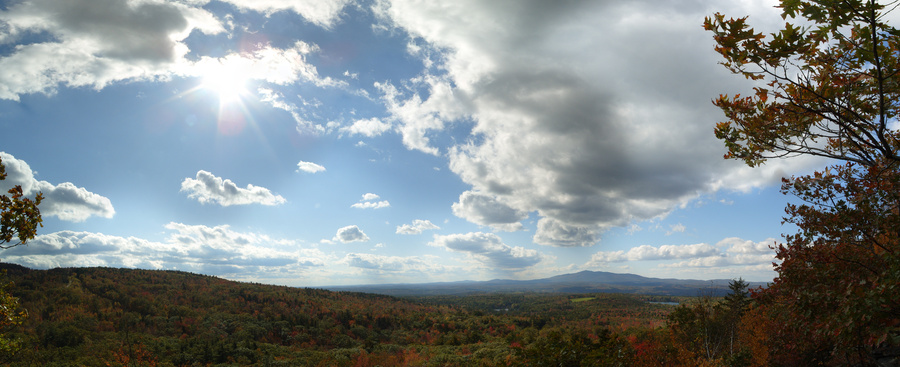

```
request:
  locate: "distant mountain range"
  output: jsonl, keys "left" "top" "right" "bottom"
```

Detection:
{"left": 325, "top": 270, "right": 770, "bottom": 297}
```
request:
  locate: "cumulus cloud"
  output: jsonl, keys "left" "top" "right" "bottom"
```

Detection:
{"left": 667, "top": 223, "right": 687, "bottom": 235}
{"left": 181, "top": 170, "right": 286, "bottom": 206}
{"left": 334, "top": 225, "right": 369, "bottom": 243}
{"left": 719, "top": 237, "right": 777, "bottom": 254}
{"left": 429, "top": 232, "right": 544, "bottom": 270}
{"left": 373, "top": 0, "right": 819, "bottom": 246}
{"left": 340, "top": 118, "right": 392, "bottom": 137}
{"left": 588, "top": 243, "right": 721, "bottom": 265}
{"left": 351, "top": 193, "right": 390, "bottom": 209}
{"left": 0, "top": 152, "right": 114, "bottom": 222}
{"left": 1, "top": 223, "right": 326, "bottom": 276}
{"left": 297, "top": 161, "right": 326, "bottom": 173}
{"left": 343, "top": 253, "right": 430, "bottom": 272}
{"left": 217, "top": 0, "right": 351, "bottom": 28}
{"left": 0, "top": 0, "right": 222, "bottom": 100}
{"left": 190, "top": 41, "right": 344, "bottom": 88}
{"left": 587, "top": 237, "right": 778, "bottom": 271}
{"left": 396, "top": 219, "right": 440, "bottom": 235}
{"left": 451, "top": 191, "right": 526, "bottom": 232}
{"left": 0, "top": 0, "right": 344, "bottom": 103}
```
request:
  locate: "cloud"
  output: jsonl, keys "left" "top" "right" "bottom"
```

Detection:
{"left": 217, "top": 0, "right": 351, "bottom": 28}
{"left": 373, "top": 0, "right": 819, "bottom": 246}
{"left": 343, "top": 253, "right": 430, "bottom": 272}
{"left": 340, "top": 118, "right": 392, "bottom": 137}
{"left": 181, "top": 170, "right": 286, "bottom": 206}
{"left": 587, "top": 237, "right": 778, "bottom": 271}
{"left": 588, "top": 243, "right": 721, "bottom": 265}
{"left": 0, "top": 1, "right": 345, "bottom": 103}
{"left": 1, "top": 223, "right": 326, "bottom": 276}
{"left": 429, "top": 232, "right": 544, "bottom": 270}
{"left": 0, "top": 152, "right": 114, "bottom": 222}
{"left": 351, "top": 193, "right": 390, "bottom": 209}
{"left": 190, "top": 41, "right": 344, "bottom": 88}
{"left": 396, "top": 219, "right": 440, "bottom": 235}
{"left": 375, "top": 77, "right": 467, "bottom": 156}
{"left": 297, "top": 161, "right": 326, "bottom": 173}
{"left": 666, "top": 223, "right": 686, "bottom": 235}
{"left": 718, "top": 237, "right": 776, "bottom": 254}
{"left": 0, "top": 0, "right": 222, "bottom": 100}
{"left": 451, "top": 191, "right": 526, "bottom": 232}
{"left": 334, "top": 225, "right": 369, "bottom": 243}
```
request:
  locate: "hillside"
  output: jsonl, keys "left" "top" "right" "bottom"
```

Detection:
{"left": 0, "top": 264, "right": 680, "bottom": 366}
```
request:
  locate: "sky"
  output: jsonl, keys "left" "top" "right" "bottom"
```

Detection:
{"left": 0, "top": 0, "right": 829, "bottom": 287}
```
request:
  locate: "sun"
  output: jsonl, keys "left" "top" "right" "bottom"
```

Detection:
{"left": 198, "top": 58, "right": 252, "bottom": 103}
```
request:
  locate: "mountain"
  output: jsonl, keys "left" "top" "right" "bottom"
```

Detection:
{"left": 325, "top": 270, "right": 769, "bottom": 296}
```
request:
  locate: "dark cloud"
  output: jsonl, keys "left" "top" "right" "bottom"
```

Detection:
{"left": 451, "top": 191, "right": 526, "bottom": 231}
{"left": 377, "top": 0, "right": 810, "bottom": 247}
{"left": 430, "top": 232, "right": 544, "bottom": 270}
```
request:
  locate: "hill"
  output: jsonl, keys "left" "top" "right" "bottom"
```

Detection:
{"left": 325, "top": 270, "right": 768, "bottom": 296}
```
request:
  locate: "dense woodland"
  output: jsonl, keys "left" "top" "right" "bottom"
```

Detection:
{"left": 0, "top": 264, "right": 767, "bottom": 366}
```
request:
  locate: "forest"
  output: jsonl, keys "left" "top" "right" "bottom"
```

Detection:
{"left": 0, "top": 264, "right": 759, "bottom": 366}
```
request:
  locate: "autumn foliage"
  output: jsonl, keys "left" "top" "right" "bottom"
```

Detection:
{"left": 706, "top": 0, "right": 900, "bottom": 364}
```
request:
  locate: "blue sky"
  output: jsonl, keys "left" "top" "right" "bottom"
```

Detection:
{"left": 0, "top": 0, "right": 825, "bottom": 286}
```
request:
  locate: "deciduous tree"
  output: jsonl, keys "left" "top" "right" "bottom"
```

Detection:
{"left": 706, "top": 0, "right": 900, "bottom": 363}
{"left": 0, "top": 157, "right": 42, "bottom": 361}
{"left": 0, "top": 157, "right": 42, "bottom": 249}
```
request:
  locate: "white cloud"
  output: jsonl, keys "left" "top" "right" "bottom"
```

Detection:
{"left": 343, "top": 253, "right": 430, "bottom": 272}
{"left": 340, "top": 117, "right": 392, "bottom": 137}
{"left": 0, "top": 0, "right": 222, "bottom": 101}
{"left": 188, "top": 41, "right": 344, "bottom": 88}
{"left": 181, "top": 170, "right": 286, "bottom": 206}
{"left": 217, "top": 0, "right": 351, "bottom": 28}
{"left": 589, "top": 243, "right": 721, "bottom": 265}
{"left": 0, "top": 152, "right": 114, "bottom": 222}
{"left": 297, "top": 161, "right": 326, "bottom": 173}
{"left": 718, "top": 237, "right": 777, "bottom": 254}
{"left": 351, "top": 193, "right": 390, "bottom": 209}
{"left": 334, "top": 225, "right": 369, "bottom": 243}
{"left": 667, "top": 223, "right": 686, "bottom": 235}
{"left": 373, "top": 0, "right": 817, "bottom": 247}
{"left": 375, "top": 77, "right": 467, "bottom": 155}
{"left": 0, "top": 1, "right": 345, "bottom": 107}
{"left": 351, "top": 201, "right": 391, "bottom": 209}
{"left": 396, "top": 219, "right": 440, "bottom": 235}
{"left": 429, "top": 232, "right": 544, "bottom": 270}
{"left": 1, "top": 223, "right": 327, "bottom": 276}
{"left": 587, "top": 237, "right": 778, "bottom": 272}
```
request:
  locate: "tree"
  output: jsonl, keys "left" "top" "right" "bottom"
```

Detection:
{"left": 720, "top": 279, "right": 748, "bottom": 359}
{"left": 705, "top": 0, "right": 900, "bottom": 168}
{"left": 0, "top": 157, "right": 42, "bottom": 360}
{"left": 0, "top": 157, "right": 43, "bottom": 249}
{"left": 706, "top": 0, "right": 900, "bottom": 364}
{"left": 666, "top": 281, "right": 752, "bottom": 366}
